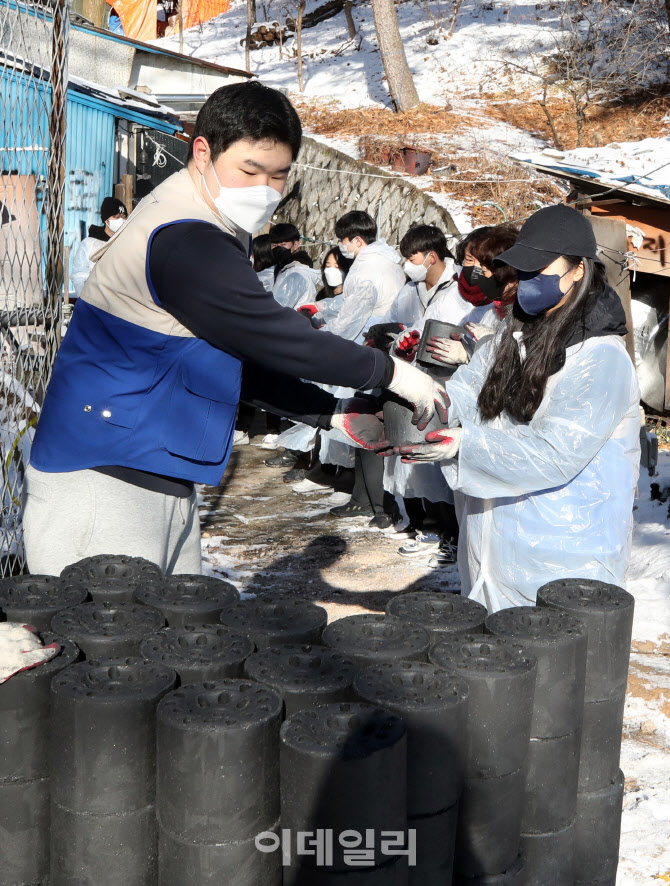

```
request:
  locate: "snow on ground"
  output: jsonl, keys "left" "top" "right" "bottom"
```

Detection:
{"left": 627, "top": 449, "right": 670, "bottom": 653}
{"left": 157, "top": 0, "right": 563, "bottom": 108}
{"left": 618, "top": 449, "right": 670, "bottom": 884}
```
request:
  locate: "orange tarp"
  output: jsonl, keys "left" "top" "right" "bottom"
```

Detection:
{"left": 105, "top": 0, "right": 231, "bottom": 42}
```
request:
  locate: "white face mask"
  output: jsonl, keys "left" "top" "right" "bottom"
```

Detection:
{"left": 106, "top": 217, "right": 126, "bottom": 233}
{"left": 403, "top": 256, "right": 430, "bottom": 282}
{"left": 203, "top": 162, "right": 282, "bottom": 233}
{"left": 338, "top": 240, "right": 358, "bottom": 259}
{"left": 324, "top": 267, "right": 344, "bottom": 287}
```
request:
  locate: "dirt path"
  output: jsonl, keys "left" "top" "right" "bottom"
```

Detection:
{"left": 199, "top": 439, "right": 459, "bottom": 622}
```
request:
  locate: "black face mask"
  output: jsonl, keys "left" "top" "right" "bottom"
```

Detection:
{"left": 463, "top": 264, "right": 502, "bottom": 301}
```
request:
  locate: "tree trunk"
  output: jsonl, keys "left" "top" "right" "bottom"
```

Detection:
{"left": 178, "top": 0, "right": 184, "bottom": 54}
{"left": 370, "top": 0, "right": 420, "bottom": 111}
{"left": 297, "top": 0, "right": 306, "bottom": 91}
{"left": 344, "top": 0, "right": 356, "bottom": 38}
{"left": 245, "top": 0, "right": 255, "bottom": 73}
{"left": 539, "top": 83, "right": 564, "bottom": 150}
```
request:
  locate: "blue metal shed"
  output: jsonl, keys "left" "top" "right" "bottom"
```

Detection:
{"left": 0, "top": 55, "right": 181, "bottom": 284}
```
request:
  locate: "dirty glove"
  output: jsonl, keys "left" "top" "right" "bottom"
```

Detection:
{"left": 392, "top": 329, "right": 421, "bottom": 361}
{"left": 396, "top": 428, "right": 462, "bottom": 463}
{"left": 0, "top": 624, "right": 59, "bottom": 684}
{"left": 426, "top": 335, "right": 469, "bottom": 366}
{"left": 330, "top": 397, "right": 390, "bottom": 451}
{"left": 385, "top": 357, "right": 450, "bottom": 431}
{"left": 364, "top": 323, "right": 405, "bottom": 351}
{"left": 465, "top": 322, "right": 495, "bottom": 342}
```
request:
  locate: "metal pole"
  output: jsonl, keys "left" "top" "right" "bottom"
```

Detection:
{"left": 44, "top": 0, "right": 69, "bottom": 399}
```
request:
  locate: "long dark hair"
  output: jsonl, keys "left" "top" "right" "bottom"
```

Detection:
{"left": 319, "top": 246, "right": 353, "bottom": 299}
{"left": 252, "top": 234, "right": 275, "bottom": 272}
{"left": 478, "top": 257, "right": 607, "bottom": 422}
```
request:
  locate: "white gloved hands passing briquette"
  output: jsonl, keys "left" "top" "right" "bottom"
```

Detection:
{"left": 0, "top": 623, "right": 60, "bottom": 684}
{"left": 425, "top": 336, "right": 469, "bottom": 366}
{"left": 385, "top": 357, "right": 450, "bottom": 430}
{"left": 330, "top": 397, "right": 390, "bottom": 451}
{"left": 396, "top": 427, "right": 462, "bottom": 463}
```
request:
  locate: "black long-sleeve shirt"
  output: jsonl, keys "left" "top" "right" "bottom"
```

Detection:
{"left": 151, "top": 222, "right": 393, "bottom": 394}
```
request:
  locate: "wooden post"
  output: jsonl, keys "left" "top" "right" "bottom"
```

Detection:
{"left": 115, "top": 175, "right": 133, "bottom": 212}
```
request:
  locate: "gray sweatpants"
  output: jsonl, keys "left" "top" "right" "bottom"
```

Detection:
{"left": 22, "top": 464, "right": 202, "bottom": 577}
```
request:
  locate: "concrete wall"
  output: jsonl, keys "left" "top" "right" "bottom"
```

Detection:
{"left": 275, "top": 136, "right": 459, "bottom": 255}
{"left": 69, "top": 28, "right": 136, "bottom": 87}
{"left": 130, "top": 52, "right": 249, "bottom": 97}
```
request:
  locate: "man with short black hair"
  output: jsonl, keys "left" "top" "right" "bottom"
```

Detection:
{"left": 24, "top": 81, "right": 445, "bottom": 574}
{"left": 269, "top": 222, "right": 301, "bottom": 253}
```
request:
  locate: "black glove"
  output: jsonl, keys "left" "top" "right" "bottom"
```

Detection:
{"left": 363, "top": 323, "right": 406, "bottom": 352}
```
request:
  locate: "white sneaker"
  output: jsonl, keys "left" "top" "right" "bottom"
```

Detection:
{"left": 233, "top": 430, "right": 249, "bottom": 445}
{"left": 383, "top": 521, "right": 416, "bottom": 540}
{"left": 257, "top": 433, "right": 280, "bottom": 449}
{"left": 326, "top": 491, "right": 352, "bottom": 506}
{"left": 397, "top": 531, "right": 441, "bottom": 558}
{"left": 292, "top": 478, "right": 334, "bottom": 494}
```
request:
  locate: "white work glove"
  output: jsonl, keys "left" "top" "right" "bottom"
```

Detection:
{"left": 0, "top": 624, "right": 60, "bottom": 684}
{"left": 330, "top": 397, "right": 390, "bottom": 451}
{"left": 425, "top": 335, "right": 469, "bottom": 366}
{"left": 465, "top": 322, "right": 495, "bottom": 342}
{"left": 386, "top": 356, "right": 450, "bottom": 430}
{"left": 396, "top": 428, "right": 462, "bottom": 463}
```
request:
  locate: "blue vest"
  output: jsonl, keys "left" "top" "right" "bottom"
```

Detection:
{"left": 30, "top": 297, "right": 242, "bottom": 486}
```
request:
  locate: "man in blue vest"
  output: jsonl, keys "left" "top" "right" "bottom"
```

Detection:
{"left": 23, "top": 81, "right": 447, "bottom": 575}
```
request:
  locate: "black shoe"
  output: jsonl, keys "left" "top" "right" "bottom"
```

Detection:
{"left": 330, "top": 501, "right": 374, "bottom": 518}
{"left": 265, "top": 451, "right": 297, "bottom": 468}
{"left": 283, "top": 468, "right": 308, "bottom": 484}
{"left": 368, "top": 513, "right": 394, "bottom": 530}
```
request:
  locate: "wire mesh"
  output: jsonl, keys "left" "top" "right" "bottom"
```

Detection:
{"left": 0, "top": 0, "right": 69, "bottom": 575}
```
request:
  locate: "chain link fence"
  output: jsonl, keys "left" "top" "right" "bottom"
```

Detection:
{"left": 0, "top": 0, "right": 69, "bottom": 575}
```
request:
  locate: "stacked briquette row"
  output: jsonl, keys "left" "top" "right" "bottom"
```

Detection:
{"left": 0, "top": 630, "right": 78, "bottom": 886}
{"left": 0, "top": 556, "right": 635, "bottom": 886}
{"left": 485, "top": 607, "right": 587, "bottom": 885}
{"left": 537, "top": 579, "right": 634, "bottom": 886}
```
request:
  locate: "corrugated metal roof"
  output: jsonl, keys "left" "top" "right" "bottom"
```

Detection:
{"left": 71, "top": 18, "right": 253, "bottom": 80}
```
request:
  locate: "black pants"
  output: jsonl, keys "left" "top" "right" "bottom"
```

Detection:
{"left": 350, "top": 449, "right": 385, "bottom": 515}
{"left": 404, "top": 497, "right": 459, "bottom": 541}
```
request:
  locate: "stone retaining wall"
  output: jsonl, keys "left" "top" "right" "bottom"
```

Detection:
{"left": 273, "top": 136, "right": 459, "bottom": 258}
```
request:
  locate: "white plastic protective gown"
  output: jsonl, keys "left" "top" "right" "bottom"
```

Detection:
{"left": 276, "top": 240, "right": 405, "bottom": 466}
{"left": 322, "top": 239, "right": 406, "bottom": 343}
{"left": 256, "top": 267, "right": 275, "bottom": 292}
{"left": 441, "top": 332, "right": 641, "bottom": 612}
{"left": 273, "top": 262, "right": 322, "bottom": 309}
{"left": 382, "top": 265, "right": 493, "bottom": 503}
{"left": 71, "top": 237, "right": 104, "bottom": 297}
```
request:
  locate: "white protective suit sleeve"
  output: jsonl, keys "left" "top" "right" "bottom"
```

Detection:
{"left": 323, "top": 278, "right": 377, "bottom": 342}
{"left": 448, "top": 338, "right": 638, "bottom": 500}
{"left": 70, "top": 238, "right": 96, "bottom": 297}
{"left": 442, "top": 336, "right": 496, "bottom": 427}
{"left": 273, "top": 266, "right": 321, "bottom": 310}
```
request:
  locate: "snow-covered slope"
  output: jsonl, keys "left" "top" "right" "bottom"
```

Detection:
{"left": 156, "top": 0, "right": 565, "bottom": 108}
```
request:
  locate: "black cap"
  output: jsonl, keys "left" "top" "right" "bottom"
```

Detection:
{"left": 100, "top": 196, "right": 127, "bottom": 222}
{"left": 494, "top": 203, "right": 599, "bottom": 271}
